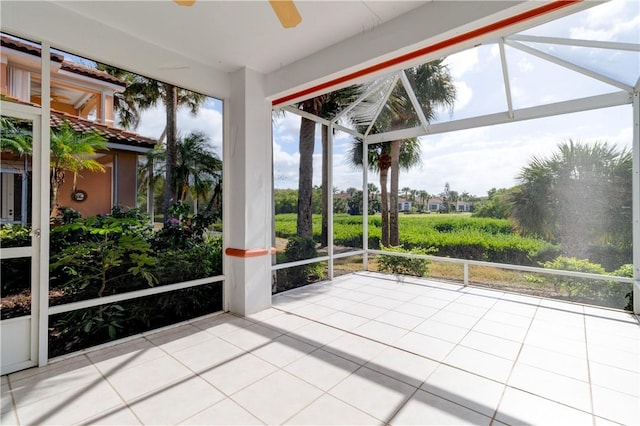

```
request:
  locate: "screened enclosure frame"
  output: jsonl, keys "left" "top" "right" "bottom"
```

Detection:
{"left": 274, "top": 29, "right": 640, "bottom": 314}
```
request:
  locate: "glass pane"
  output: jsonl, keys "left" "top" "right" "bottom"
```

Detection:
{"left": 46, "top": 48, "right": 224, "bottom": 311}
{"left": 272, "top": 261, "right": 329, "bottom": 294}
{"left": 273, "top": 111, "right": 324, "bottom": 265}
{"left": 1, "top": 257, "right": 32, "bottom": 319}
{"left": 48, "top": 282, "right": 223, "bottom": 357}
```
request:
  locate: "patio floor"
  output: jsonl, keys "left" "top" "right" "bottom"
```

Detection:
{"left": 2, "top": 272, "right": 639, "bottom": 425}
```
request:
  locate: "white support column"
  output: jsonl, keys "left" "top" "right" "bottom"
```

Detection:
{"left": 632, "top": 91, "right": 640, "bottom": 314}
{"left": 38, "top": 43, "right": 51, "bottom": 367}
{"left": 362, "top": 138, "right": 369, "bottom": 271}
{"left": 224, "top": 67, "right": 273, "bottom": 316}
{"left": 328, "top": 124, "right": 334, "bottom": 280}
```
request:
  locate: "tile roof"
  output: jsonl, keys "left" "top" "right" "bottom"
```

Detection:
{"left": 2, "top": 95, "right": 156, "bottom": 150}
{"left": 51, "top": 111, "right": 156, "bottom": 149}
{"left": 1, "top": 35, "right": 126, "bottom": 87}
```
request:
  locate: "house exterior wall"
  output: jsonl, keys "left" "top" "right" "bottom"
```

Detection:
{"left": 115, "top": 152, "right": 137, "bottom": 209}
{"left": 56, "top": 166, "right": 112, "bottom": 218}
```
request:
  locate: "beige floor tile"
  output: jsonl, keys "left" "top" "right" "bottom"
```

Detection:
{"left": 8, "top": 355, "right": 92, "bottom": 384}
{"left": 330, "top": 367, "right": 415, "bottom": 423}
{"left": 441, "top": 301, "right": 489, "bottom": 318}
{"left": 181, "top": 398, "right": 264, "bottom": 425}
{"left": 1, "top": 384, "right": 13, "bottom": 413}
{"left": 287, "top": 321, "right": 346, "bottom": 347}
{"left": 333, "top": 289, "right": 375, "bottom": 302}
{"left": 232, "top": 370, "right": 323, "bottom": 425}
{"left": 409, "top": 295, "right": 451, "bottom": 310}
{"left": 472, "top": 318, "right": 528, "bottom": 342}
{"left": 421, "top": 364, "right": 505, "bottom": 417}
{"left": 482, "top": 309, "right": 534, "bottom": 328}
{"left": 145, "top": 324, "right": 214, "bottom": 354}
{"left": 289, "top": 303, "right": 337, "bottom": 321}
{"left": 16, "top": 380, "right": 123, "bottom": 426}
{"left": 105, "top": 355, "right": 192, "bottom": 401}
{"left": 412, "top": 319, "right": 470, "bottom": 344}
{"left": 508, "top": 363, "right": 591, "bottom": 412}
{"left": 428, "top": 310, "right": 480, "bottom": 329}
{"left": 199, "top": 352, "right": 277, "bottom": 395}
{"left": 340, "top": 302, "right": 388, "bottom": 319}
{"left": 524, "top": 329, "right": 587, "bottom": 358}
{"left": 219, "top": 323, "right": 283, "bottom": 351}
{"left": 459, "top": 330, "right": 522, "bottom": 361}
{"left": 378, "top": 289, "right": 420, "bottom": 302}
{"left": 394, "top": 332, "right": 455, "bottom": 362}
{"left": 455, "top": 293, "right": 500, "bottom": 309}
{"left": 320, "top": 311, "right": 370, "bottom": 332}
{"left": 366, "top": 346, "right": 439, "bottom": 387}
{"left": 171, "top": 336, "right": 244, "bottom": 372}
{"left": 591, "top": 384, "right": 640, "bottom": 425}
{"left": 74, "top": 405, "right": 142, "bottom": 426}
{"left": 588, "top": 341, "right": 640, "bottom": 372}
{"left": 10, "top": 361, "right": 104, "bottom": 408}
{"left": 315, "top": 296, "right": 357, "bottom": 311}
{"left": 243, "top": 307, "right": 285, "bottom": 322}
{"left": 0, "top": 407, "right": 18, "bottom": 426}
{"left": 587, "top": 329, "right": 639, "bottom": 354}
{"left": 362, "top": 295, "right": 405, "bottom": 310}
{"left": 284, "top": 348, "right": 360, "bottom": 391}
{"left": 392, "top": 302, "right": 439, "bottom": 319}
{"left": 191, "top": 314, "right": 255, "bottom": 337}
{"left": 375, "top": 310, "right": 425, "bottom": 330}
{"left": 390, "top": 389, "right": 491, "bottom": 425}
{"left": 87, "top": 338, "right": 166, "bottom": 375}
{"left": 492, "top": 298, "right": 538, "bottom": 317}
{"left": 323, "top": 333, "right": 387, "bottom": 364}
{"left": 352, "top": 320, "right": 408, "bottom": 344}
{"left": 518, "top": 344, "right": 589, "bottom": 382}
{"left": 444, "top": 345, "right": 514, "bottom": 383}
{"left": 129, "top": 375, "right": 224, "bottom": 425}
{"left": 495, "top": 386, "right": 592, "bottom": 426}
{"left": 589, "top": 360, "right": 640, "bottom": 396}
{"left": 251, "top": 334, "right": 317, "bottom": 367}
{"left": 258, "top": 312, "right": 315, "bottom": 333}
{"left": 286, "top": 394, "right": 381, "bottom": 425}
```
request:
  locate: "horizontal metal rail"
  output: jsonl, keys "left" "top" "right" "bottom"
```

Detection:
{"left": 48, "top": 275, "right": 225, "bottom": 315}
{"left": 367, "top": 249, "right": 634, "bottom": 284}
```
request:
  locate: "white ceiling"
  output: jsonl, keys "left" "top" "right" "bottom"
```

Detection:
{"left": 0, "top": 1, "right": 594, "bottom": 102}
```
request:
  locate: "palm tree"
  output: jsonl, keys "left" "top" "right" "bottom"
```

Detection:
{"left": 98, "top": 65, "right": 206, "bottom": 218}
{"left": 383, "top": 61, "right": 456, "bottom": 245}
{"left": 1, "top": 116, "right": 32, "bottom": 156}
{"left": 49, "top": 121, "right": 107, "bottom": 216}
{"left": 510, "top": 140, "right": 632, "bottom": 258}
{"left": 295, "top": 87, "right": 361, "bottom": 243}
{"left": 174, "top": 131, "right": 222, "bottom": 213}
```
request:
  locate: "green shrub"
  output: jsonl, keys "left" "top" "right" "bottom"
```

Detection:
{"left": 541, "top": 256, "right": 630, "bottom": 309}
{"left": 612, "top": 264, "right": 633, "bottom": 311}
{"left": 274, "top": 237, "right": 322, "bottom": 293}
{"left": 377, "top": 245, "right": 436, "bottom": 277}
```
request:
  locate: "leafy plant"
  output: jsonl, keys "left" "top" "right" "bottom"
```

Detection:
{"left": 376, "top": 245, "right": 435, "bottom": 277}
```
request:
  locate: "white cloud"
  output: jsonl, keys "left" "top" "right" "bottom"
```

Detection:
{"left": 444, "top": 48, "right": 479, "bottom": 79}
{"left": 452, "top": 81, "right": 472, "bottom": 112}
{"left": 570, "top": 0, "right": 640, "bottom": 41}
{"left": 517, "top": 57, "right": 534, "bottom": 73}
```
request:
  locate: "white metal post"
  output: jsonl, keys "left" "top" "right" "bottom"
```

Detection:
{"left": 38, "top": 43, "right": 51, "bottom": 367}
{"left": 632, "top": 90, "right": 640, "bottom": 314}
{"left": 362, "top": 138, "right": 369, "bottom": 271}
{"left": 327, "top": 124, "right": 334, "bottom": 280}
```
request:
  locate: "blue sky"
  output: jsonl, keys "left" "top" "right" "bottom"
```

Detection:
{"left": 272, "top": 0, "right": 639, "bottom": 197}
{"left": 126, "top": 0, "right": 638, "bottom": 198}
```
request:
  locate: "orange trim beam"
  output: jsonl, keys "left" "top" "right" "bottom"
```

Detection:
{"left": 272, "top": 0, "right": 580, "bottom": 107}
{"left": 226, "top": 247, "right": 277, "bottom": 258}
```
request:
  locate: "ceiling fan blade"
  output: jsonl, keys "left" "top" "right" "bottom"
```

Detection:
{"left": 269, "top": 0, "right": 302, "bottom": 28}
{"left": 173, "top": 0, "right": 196, "bottom": 6}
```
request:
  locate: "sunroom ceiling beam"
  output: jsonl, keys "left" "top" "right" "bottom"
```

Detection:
{"left": 506, "top": 34, "right": 640, "bottom": 52}
{"left": 280, "top": 105, "right": 363, "bottom": 138}
{"left": 365, "top": 90, "right": 632, "bottom": 143}
{"left": 400, "top": 70, "right": 430, "bottom": 132}
{"left": 504, "top": 39, "right": 635, "bottom": 93}
{"left": 499, "top": 38, "right": 515, "bottom": 119}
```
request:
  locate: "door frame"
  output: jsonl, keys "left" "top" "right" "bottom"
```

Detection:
{"left": 0, "top": 101, "right": 46, "bottom": 374}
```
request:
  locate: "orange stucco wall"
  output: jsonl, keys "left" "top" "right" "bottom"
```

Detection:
{"left": 57, "top": 167, "right": 112, "bottom": 218}
{"left": 116, "top": 152, "right": 138, "bottom": 209}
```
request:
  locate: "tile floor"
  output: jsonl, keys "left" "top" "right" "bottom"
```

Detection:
{"left": 1, "top": 272, "right": 639, "bottom": 425}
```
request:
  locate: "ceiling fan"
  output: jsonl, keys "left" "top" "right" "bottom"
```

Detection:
{"left": 173, "top": 0, "right": 302, "bottom": 29}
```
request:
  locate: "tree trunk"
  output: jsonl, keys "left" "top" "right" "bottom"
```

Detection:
{"left": 390, "top": 140, "right": 400, "bottom": 246}
{"left": 321, "top": 125, "right": 329, "bottom": 247}
{"left": 297, "top": 115, "right": 316, "bottom": 239}
{"left": 379, "top": 152, "right": 391, "bottom": 248}
{"left": 163, "top": 84, "right": 178, "bottom": 219}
